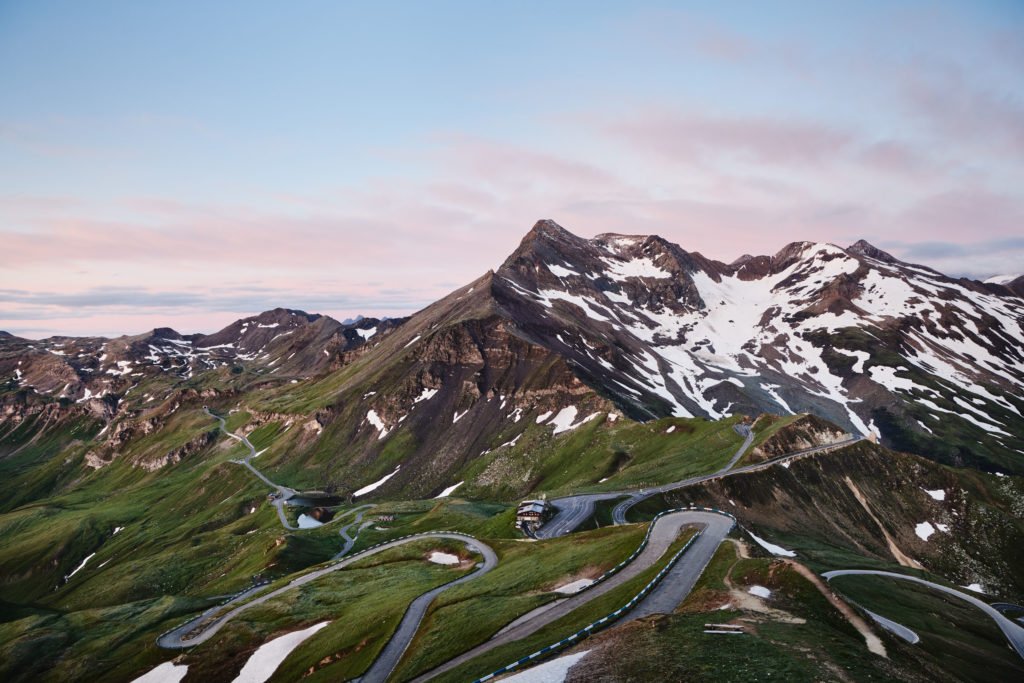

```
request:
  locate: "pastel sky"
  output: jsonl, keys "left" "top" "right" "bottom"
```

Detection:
{"left": 2, "top": 1, "right": 1023, "bottom": 338}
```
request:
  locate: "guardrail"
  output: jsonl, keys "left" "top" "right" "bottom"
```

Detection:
{"left": 156, "top": 529, "right": 481, "bottom": 647}
{"left": 583, "top": 505, "right": 734, "bottom": 591}
{"left": 473, "top": 507, "right": 736, "bottom": 682}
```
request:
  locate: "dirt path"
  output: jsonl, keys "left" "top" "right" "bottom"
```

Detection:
{"left": 785, "top": 560, "right": 887, "bottom": 657}
{"left": 843, "top": 476, "right": 922, "bottom": 570}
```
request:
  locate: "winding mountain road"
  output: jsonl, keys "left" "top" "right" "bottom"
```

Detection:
{"left": 184, "top": 413, "right": 863, "bottom": 681}
{"left": 534, "top": 426, "right": 754, "bottom": 540}
{"left": 206, "top": 408, "right": 299, "bottom": 530}
{"left": 409, "top": 510, "right": 732, "bottom": 682}
{"left": 334, "top": 504, "right": 377, "bottom": 559}
{"left": 157, "top": 532, "right": 495, "bottom": 650}
{"left": 823, "top": 569, "right": 1024, "bottom": 660}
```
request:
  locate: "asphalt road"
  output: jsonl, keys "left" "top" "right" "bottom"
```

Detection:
{"left": 861, "top": 607, "right": 920, "bottom": 644}
{"left": 534, "top": 492, "right": 622, "bottom": 539}
{"left": 157, "top": 532, "right": 495, "bottom": 650}
{"left": 334, "top": 504, "right": 377, "bottom": 559}
{"left": 537, "top": 427, "right": 860, "bottom": 539}
{"left": 410, "top": 510, "right": 731, "bottom": 682}
{"left": 625, "top": 512, "right": 733, "bottom": 620}
{"left": 823, "top": 569, "right": 1024, "bottom": 660}
{"left": 611, "top": 424, "right": 754, "bottom": 525}
{"left": 357, "top": 539, "right": 499, "bottom": 683}
{"left": 207, "top": 408, "right": 299, "bottom": 530}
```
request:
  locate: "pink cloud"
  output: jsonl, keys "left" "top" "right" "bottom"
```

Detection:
{"left": 608, "top": 111, "right": 855, "bottom": 166}
{"left": 900, "top": 63, "right": 1024, "bottom": 159}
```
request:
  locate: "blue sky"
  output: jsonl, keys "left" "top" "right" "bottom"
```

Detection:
{"left": 2, "top": 1, "right": 1022, "bottom": 336}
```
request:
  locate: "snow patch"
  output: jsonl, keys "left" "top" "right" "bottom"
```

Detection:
{"left": 356, "top": 327, "right": 377, "bottom": 340}
{"left": 64, "top": 552, "right": 97, "bottom": 581}
{"left": 923, "top": 489, "right": 945, "bottom": 501}
{"left": 553, "top": 578, "right": 594, "bottom": 594}
{"left": 547, "top": 263, "right": 579, "bottom": 278}
{"left": 131, "top": 661, "right": 189, "bottom": 683}
{"left": 499, "top": 650, "right": 590, "bottom": 683}
{"left": 428, "top": 552, "right": 460, "bottom": 565}
{"left": 914, "top": 521, "right": 936, "bottom": 541}
{"left": 413, "top": 387, "right": 439, "bottom": 404}
{"left": 602, "top": 256, "right": 671, "bottom": 281}
{"left": 748, "top": 585, "right": 772, "bottom": 598}
{"left": 435, "top": 481, "right": 464, "bottom": 498}
{"left": 747, "top": 531, "right": 796, "bottom": 557}
{"left": 354, "top": 466, "right": 401, "bottom": 497}
{"left": 232, "top": 622, "right": 330, "bottom": 683}
{"left": 499, "top": 434, "right": 523, "bottom": 449}
{"left": 547, "top": 406, "right": 600, "bottom": 435}
{"left": 366, "top": 410, "right": 390, "bottom": 439}
{"left": 297, "top": 514, "right": 324, "bottom": 529}
{"left": 535, "top": 410, "right": 554, "bottom": 424}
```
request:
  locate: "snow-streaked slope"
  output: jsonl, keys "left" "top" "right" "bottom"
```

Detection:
{"left": 490, "top": 221, "right": 1024, "bottom": 466}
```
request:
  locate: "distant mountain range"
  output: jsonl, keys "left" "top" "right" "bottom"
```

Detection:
{"left": 2, "top": 220, "right": 1022, "bottom": 484}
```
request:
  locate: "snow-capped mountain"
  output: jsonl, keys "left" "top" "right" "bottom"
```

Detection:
{"left": 0, "top": 309, "right": 402, "bottom": 415}
{"left": 2, "top": 220, "right": 1021, "bottom": 480}
{"left": 985, "top": 273, "right": 1024, "bottom": 297}
{"left": 477, "top": 220, "right": 1023, "bottom": 469}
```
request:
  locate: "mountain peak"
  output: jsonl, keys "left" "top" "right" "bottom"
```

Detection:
{"left": 846, "top": 239, "right": 899, "bottom": 263}
{"left": 522, "top": 219, "right": 583, "bottom": 247}
{"left": 530, "top": 218, "right": 571, "bottom": 235}
{"left": 253, "top": 307, "right": 321, "bottom": 324}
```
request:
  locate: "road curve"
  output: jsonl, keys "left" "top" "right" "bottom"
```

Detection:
{"left": 206, "top": 409, "right": 300, "bottom": 530}
{"left": 157, "top": 532, "right": 495, "bottom": 650}
{"left": 410, "top": 510, "right": 732, "bottom": 682}
{"left": 611, "top": 424, "right": 754, "bottom": 526}
{"left": 861, "top": 607, "right": 920, "bottom": 644}
{"left": 625, "top": 512, "right": 733, "bottom": 620}
{"left": 334, "top": 504, "right": 377, "bottom": 559}
{"left": 535, "top": 492, "right": 622, "bottom": 539}
{"left": 534, "top": 427, "right": 756, "bottom": 540}
{"left": 823, "top": 569, "right": 1024, "bottom": 660}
